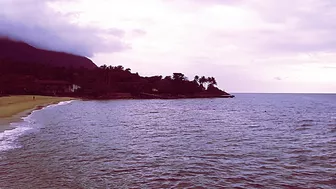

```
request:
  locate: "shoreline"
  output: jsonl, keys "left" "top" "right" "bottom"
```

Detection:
{"left": 0, "top": 95, "right": 76, "bottom": 132}
{"left": 81, "top": 92, "right": 235, "bottom": 100}
{"left": 0, "top": 94, "right": 233, "bottom": 132}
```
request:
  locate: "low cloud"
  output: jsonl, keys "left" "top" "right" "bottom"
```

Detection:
{"left": 0, "top": 0, "right": 129, "bottom": 57}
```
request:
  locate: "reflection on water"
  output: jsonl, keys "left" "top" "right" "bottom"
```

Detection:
{"left": 0, "top": 94, "right": 335, "bottom": 188}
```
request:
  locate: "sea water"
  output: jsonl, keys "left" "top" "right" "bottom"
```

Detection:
{"left": 0, "top": 94, "right": 335, "bottom": 188}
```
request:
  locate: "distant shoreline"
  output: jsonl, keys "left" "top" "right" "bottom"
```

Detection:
{"left": 81, "top": 92, "right": 235, "bottom": 100}
{"left": 0, "top": 95, "right": 75, "bottom": 132}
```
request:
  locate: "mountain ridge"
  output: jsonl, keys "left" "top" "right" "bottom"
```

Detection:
{"left": 0, "top": 38, "right": 97, "bottom": 69}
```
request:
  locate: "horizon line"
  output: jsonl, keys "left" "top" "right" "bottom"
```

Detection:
{"left": 231, "top": 92, "right": 336, "bottom": 94}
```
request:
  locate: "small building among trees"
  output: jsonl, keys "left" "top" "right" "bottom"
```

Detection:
{"left": 35, "top": 80, "right": 81, "bottom": 95}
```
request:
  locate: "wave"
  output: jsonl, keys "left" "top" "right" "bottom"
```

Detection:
{"left": 0, "top": 100, "right": 75, "bottom": 153}
{"left": 38, "top": 100, "right": 75, "bottom": 110}
{"left": 0, "top": 123, "right": 32, "bottom": 152}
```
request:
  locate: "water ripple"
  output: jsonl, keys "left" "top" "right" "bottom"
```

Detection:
{"left": 0, "top": 94, "right": 335, "bottom": 188}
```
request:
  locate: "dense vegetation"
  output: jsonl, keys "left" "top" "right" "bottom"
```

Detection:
{"left": 0, "top": 61, "right": 231, "bottom": 99}
{"left": 0, "top": 38, "right": 232, "bottom": 99}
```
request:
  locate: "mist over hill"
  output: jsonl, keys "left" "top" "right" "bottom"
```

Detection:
{"left": 0, "top": 38, "right": 97, "bottom": 69}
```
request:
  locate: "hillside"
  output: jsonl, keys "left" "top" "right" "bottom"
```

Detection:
{"left": 0, "top": 38, "right": 97, "bottom": 69}
{"left": 0, "top": 38, "right": 233, "bottom": 99}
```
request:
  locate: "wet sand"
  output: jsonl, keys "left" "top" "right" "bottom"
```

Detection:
{"left": 0, "top": 95, "right": 75, "bottom": 132}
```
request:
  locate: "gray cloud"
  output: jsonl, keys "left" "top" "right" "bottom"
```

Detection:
{"left": 251, "top": 0, "right": 336, "bottom": 54}
{"left": 0, "top": 0, "right": 129, "bottom": 57}
{"left": 274, "top": 77, "right": 282, "bottom": 81}
{"left": 201, "top": 0, "right": 336, "bottom": 56}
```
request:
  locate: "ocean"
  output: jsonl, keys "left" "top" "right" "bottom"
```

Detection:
{"left": 0, "top": 94, "right": 335, "bottom": 188}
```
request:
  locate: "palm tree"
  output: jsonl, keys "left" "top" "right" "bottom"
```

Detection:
{"left": 99, "top": 65, "right": 110, "bottom": 84}
{"left": 207, "top": 77, "right": 217, "bottom": 86}
{"left": 210, "top": 77, "right": 217, "bottom": 85}
{"left": 199, "top": 76, "right": 207, "bottom": 88}
{"left": 194, "top": 75, "right": 199, "bottom": 84}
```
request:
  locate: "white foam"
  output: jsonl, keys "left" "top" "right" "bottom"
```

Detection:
{"left": 0, "top": 112, "right": 40, "bottom": 153}
{"left": 0, "top": 100, "right": 76, "bottom": 152}
{"left": 37, "top": 100, "right": 75, "bottom": 110}
{"left": 58, "top": 100, "right": 75, "bottom": 106}
{"left": 0, "top": 125, "right": 32, "bottom": 151}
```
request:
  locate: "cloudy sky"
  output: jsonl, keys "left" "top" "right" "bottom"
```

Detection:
{"left": 1, "top": 0, "right": 336, "bottom": 93}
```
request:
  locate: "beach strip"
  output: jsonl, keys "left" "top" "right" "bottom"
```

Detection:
{"left": 0, "top": 95, "right": 75, "bottom": 132}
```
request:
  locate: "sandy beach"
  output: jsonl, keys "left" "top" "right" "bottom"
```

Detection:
{"left": 0, "top": 95, "right": 75, "bottom": 132}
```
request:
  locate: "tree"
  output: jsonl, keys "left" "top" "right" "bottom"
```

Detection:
{"left": 164, "top": 76, "right": 172, "bottom": 81}
{"left": 210, "top": 77, "right": 217, "bottom": 85}
{"left": 100, "top": 65, "right": 108, "bottom": 70}
{"left": 199, "top": 76, "right": 207, "bottom": 89}
{"left": 207, "top": 77, "right": 217, "bottom": 86}
{"left": 116, "top": 65, "right": 124, "bottom": 71}
{"left": 194, "top": 75, "right": 199, "bottom": 84}
{"left": 173, "top": 73, "right": 187, "bottom": 81}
